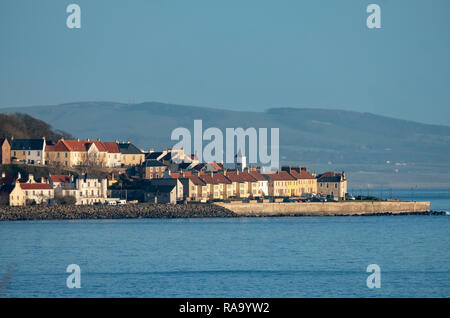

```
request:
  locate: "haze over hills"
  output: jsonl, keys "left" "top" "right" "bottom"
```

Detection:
{"left": 2, "top": 101, "right": 450, "bottom": 188}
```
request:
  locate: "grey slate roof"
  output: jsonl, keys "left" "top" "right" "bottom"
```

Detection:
{"left": 146, "top": 152, "right": 163, "bottom": 160}
{"left": 10, "top": 139, "right": 44, "bottom": 151}
{"left": 317, "top": 175, "right": 343, "bottom": 182}
{"left": 143, "top": 159, "right": 166, "bottom": 167}
{"left": 118, "top": 143, "right": 143, "bottom": 154}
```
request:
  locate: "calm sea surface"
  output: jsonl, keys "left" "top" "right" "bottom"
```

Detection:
{"left": 1, "top": 189, "right": 449, "bottom": 297}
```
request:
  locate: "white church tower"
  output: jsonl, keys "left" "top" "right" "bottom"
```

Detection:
{"left": 235, "top": 149, "right": 247, "bottom": 171}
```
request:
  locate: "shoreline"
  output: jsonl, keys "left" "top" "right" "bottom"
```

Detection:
{"left": 0, "top": 201, "right": 443, "bottom": 221}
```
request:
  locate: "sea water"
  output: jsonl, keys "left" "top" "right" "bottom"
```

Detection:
{"left": 0, "top": 189, "right": 449, "bottom": 297}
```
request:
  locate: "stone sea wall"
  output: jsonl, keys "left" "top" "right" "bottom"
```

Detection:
{"left": 214, "top": 201, "right": 431, "bottom": 216}
{"left": 0, "top": 201, "right": 436, "bottom": 221}
{"left": 0, "top": 203, "right": 238, "bottom": 221}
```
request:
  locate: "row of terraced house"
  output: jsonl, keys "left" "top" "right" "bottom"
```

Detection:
{"left": 170, "top": 167, "right": 346, "bottom": 202}
{"left": 1, "top": 137, "right": 348, "bottom": 205}
{"left": 0, "top": 137, "right": 145, "bottom": 168}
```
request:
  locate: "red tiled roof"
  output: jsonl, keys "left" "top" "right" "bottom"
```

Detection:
{"left": 102, "top": 142, "right": 120, "bottom": 153}
{"left": 46, "top": 140, "right": 116, "bottom": 153}
{"left": 212, "top": 173, "right": 231, "bottom": 184}
{"left": 198, "top": 172, "right": 215, "bottom": 184}
{"left": 50, "top": 175, "right": 71, "bottom": 183}
{"left": 224, "top": 171, "right": 257, "bottom": 183}
{"left": 170, "top": 173, "right": 181, "bottom": 178}
{"left": 288, "top": 169, "right": 315, "bottom": 180}
{"left": 45, "top": 142, "right": 70, "bottom": 152}
{"left": 263, "top": 171, "right": 296, "bottom": 181}
{"left": 248, "top": 170, "right": 267, "bottom": 181}
{"left": 186, "top": 175, "right": 206, "bottom": 186}
{"left": 20, "top": 183, "right": 53, "bottom": 190}
{"left": 198, "top": 172, "right": 231, "bottom": 184}
{"left": 209, "top": 162, "right": 223, "bottom": 171}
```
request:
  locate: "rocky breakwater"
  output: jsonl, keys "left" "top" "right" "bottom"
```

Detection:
{"left": 0, "top": 203, "right": 238, "bottom": 221}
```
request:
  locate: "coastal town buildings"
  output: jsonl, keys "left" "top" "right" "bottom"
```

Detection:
{"left": 181, "top": 174, "right": 205, "bottom": 201}
{"left": 140, "top": 160, "right": 168, "bottom": 179}
{"left": 143, "top": 184, "right": 177, "bottom": 204}
{"left": 282, "top": 166, "right": 317, "bottom": 196}
{"left": 103, "top": 142, "right": 122, "bottom": 168}
{"left": 0, "top": 136, "right": 351, "bottom": 204}
{"left": 45, "top": 139, "right": 108, "bottom": 167}
{"left": 248, "top": 170, "right": 269, "bottom": 197}
{"left": 316, "top": 172, "right": 347, "bottom": 199}
{"left": 264, "top": 170, "right": 297, "bottom": 197}
{"left": 118, "top": 142, "right": 145, "bottom": 166}
{"left": 11, "top": 138, "right": 46, "bottom": 164}
{"left": 0, "top": 175, "right": 26, "bottom": 206}
{"left": 21, "top": 182, "right": 54, "bottom": 205}
{"left": 223, "top": 170, "right": 258, "bottom": 199}
{"left": 52, "top": 174, "right": 108, "bottom": 205}
{"left": 144, "top": 178, "right": 184, "bottom": 201}
{"left": 0, "top": 138, "right": 11, "bottom": 165}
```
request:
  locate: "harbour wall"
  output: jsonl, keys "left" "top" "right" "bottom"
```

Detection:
{"left": 214, "top": 201, "right": 431, "bottom": 216}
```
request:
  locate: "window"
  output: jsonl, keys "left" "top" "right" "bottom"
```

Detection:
{"left": 37, "top": 151, "right": 40, "bottom": 156}
{"left": 28, "top": 151, "right": 30, "bottom": 155}
{"left": 13, "top": 151, "right": 16, "bottom": 156}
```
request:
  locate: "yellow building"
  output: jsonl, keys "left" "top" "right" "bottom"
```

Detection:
{"left": 118, "top": 142, "right": 145, "bottom": 166}
{"left": 264, "top": 171, "right": 297, "bottom": 197}
{"left": 45, "top": 139, "right": 108, "bottom": 167}
{"left": 282, "top": 166, "right": 317, "bottom": 196}
{"left": 7, "top": 182, "right": 26, "bottom": 206}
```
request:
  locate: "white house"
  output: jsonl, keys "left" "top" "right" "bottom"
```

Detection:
{"left": 248, "top": 170, "right": 269, "bottom": 197}
{"left": 20, "top": 174, "right": 54, "bottom": 205}
{"left": 10, "top": 138, "right": 46, "bottom": 164}
{"left": 54, "top": 174, "right": 108, "bottom": 205}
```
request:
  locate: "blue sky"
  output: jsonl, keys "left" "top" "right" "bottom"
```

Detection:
{"left": 1, "top": 0, "right": 449, "bottom": 125}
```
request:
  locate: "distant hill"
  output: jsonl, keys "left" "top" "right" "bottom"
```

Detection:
{"left": 0, "top": 113, "right": 73, "bottom": 141}
{"left": 1, "top": 102, "right": 450, "bottom": 188}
